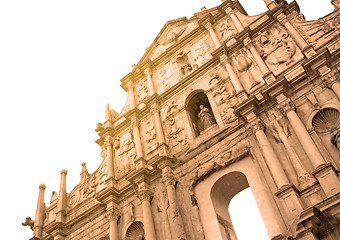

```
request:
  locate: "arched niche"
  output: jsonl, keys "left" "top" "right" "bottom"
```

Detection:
{"left": 310, "top": 106, "right": 340, "bottom": 162}
{"left": 185, "top": 90, "right": 216, "bottom": 137}
{"left": 125, "top": 221, "right": 145, "bottom": 240}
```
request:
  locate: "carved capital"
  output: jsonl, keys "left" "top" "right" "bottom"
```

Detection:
{"left": 144, "top": 67, "right": 152, "bottom": 77}
{"left": 204, "top": 22, "right": 212, "bottom": 30}
{"left": 277, "top": 13, "right": 288, "bottom": 24}
{"left": 106, "top": 211, "right": 120, "bottom": 221}
{"left": 150, "top": 103, "right": 160, "bottom": 114}
{"left": 162, "top": 174, "right": 176, "bottom": 186}
{"left": 130, "top": 117, "right": 138, "bottom": 128}
{"left": 243, "top": 37, "right": 252, "bottom": 46}
{"left": 104, "top": 136, "right": 113, "bottom": 148}
{"left": 278, "top": 100, "right": 296, "bottom": 116}
{"left": 225, "top": 7, "right": 234, "bottom": 15}
{"left": 247, "top": 119, "right": 265, "bottom": 135}
{"left": 219, "top": 54, "right": 229, "bottom": 65}
{"left": 322, "top": 69, "right": 339, "bottom": 88}
{"left": 138, "top": 190, "right": 152, "bottom": 202}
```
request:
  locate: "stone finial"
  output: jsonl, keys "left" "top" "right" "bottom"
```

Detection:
{"left": 57, "top": 169, "right": 68, "bottom": 221}
{"left": 60, "top": 169, "right": 68, "bottom": 175}
{"left": 201, "top": 6, "right": 207, "bottom": 12}
{"left": 39, "top": 183, "right": 46, "bottom": 189}
{"left": 105, "top": 103, "right": 112, "bottom": 122}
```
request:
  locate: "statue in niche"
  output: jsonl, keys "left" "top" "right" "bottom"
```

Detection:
{"left": 145, "top": 120, "right": 157, "bottom": 152}
{"left": 176, "top": 51, "right": 192, "bottom": 76}
{"left": 234, "top": 50, "right": 261, "bottom": 89}
{"left": 330, "top": 126, "right": 340, "bottom": 153}
{"left": 198, "top": 105, "right": 215, "bottom": 130}
{"left": 219, "top": 20, "right": 234, "bottom": 42}
{"left": 258, "top": 26, "right": 296, "bottom": 68}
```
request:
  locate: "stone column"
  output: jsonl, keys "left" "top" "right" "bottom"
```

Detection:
{"left": 278, "top": 99, "right": 325, "bottom": 169}
{"left": 243, "top": 37, "right": 270, "bottom": 76}
{"left": 225, "top": 7, "right": 244, "bottom": 32}
{"left": 105, "top": 136, "right": 115, "bottom": 179}
{"left": 33, "top": 183, "right": 46, "bottom": 239}
{"left": 108, "top": 212, "right": 119, "bottom": 240}
{"left": 220, "top": 54, "right": 244, "bottom": 93}
{"left": 269, "top": 113, "right": 312, "bottom": 185}
{"left": 151, "top": 104, "right": 165, "bottom": 145}
{"left": 139, "top": 189, "right": 157, "bottom": 240}
{"left": 277, "top": 13, "right": 315, "bottom": 57}
{"left": 57, "top": 169, "right": 68, "bottom": 222}
{"left": 162, "top": 169, "right": 186, "bottom": 240}
{"left": 253, "top": 120, "right": 290, "bottom": 189}
{"left": 145, "top": 68, "right": 156, "bottom": 96}
{"left": 205, "top": 22, "right": 221, "bottom": 49}
{"left": 131, "top": 117, "right": 144, "bottom": 159}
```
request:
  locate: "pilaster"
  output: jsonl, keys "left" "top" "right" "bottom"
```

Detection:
{"left": 205, "top": 22, "right": 221, "bottom": 49}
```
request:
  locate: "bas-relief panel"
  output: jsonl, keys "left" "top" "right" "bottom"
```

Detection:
{"left": 231, "top": 48, "right": 264, "bottom": 93}
{"left": 115, "top": 130, "right": 136, "bottom": 178}
{"left": 214, "top": 15, "right": 237, "bottom": 43}
{"left": 150, "top": 22, "right": 199, "bottom": 61}
{"left": 291, "top": 12, "right": 339, "bottom": 50}
{"left": 254, "top": 24, "right": 304, "bottom": 75}
{"left": 139, "top": 117, "right": 158, "bottom": 154}
{"left": 135, "top": 78, "right": 148, "bottom": 104}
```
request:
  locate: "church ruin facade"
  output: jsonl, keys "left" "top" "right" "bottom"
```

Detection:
{"left": 25, "top": 0, "right": 340, "bottom": 239}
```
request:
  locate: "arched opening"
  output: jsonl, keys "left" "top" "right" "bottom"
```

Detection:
{"left": 229, "top": 188, "right": 269, "bottom": 240}
{"left": 210, "top": 172, "right": 269, "bottom": 240}
{"left": 125, "top": 221, "right": 145, "bottom": 240}
{"left": 186, "top": 91, "right": 216, "bottom": 136}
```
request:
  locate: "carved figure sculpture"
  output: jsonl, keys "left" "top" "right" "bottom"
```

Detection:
{"left": 198, "top": 105, "right": 215, "bottom": 130}
{"left": 330, "top": 126, "right": 340, "bottom": 153}
{"left": 176, "top": 51, "right": 192, "bottom": 76}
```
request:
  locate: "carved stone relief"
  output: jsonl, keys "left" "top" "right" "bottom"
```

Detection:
{"left": 176, "top": 51, "right": 193, "bottom": 77}
{"left": 212, "top": 83, "right": 238, "bottom": 125}
{"left": 136, "top": 79, "right": 148, "bottom": 103}
{"left": 232, "top": 49, "right": 262, "bottom": 91}
{"left": 255, "top": 25, "right": 302, "bottom": 75}
{"left": 192, "top": 39, "right": 212, "bottom": 69}
{"left": 165, "top": 117, "right": 189, "bottom": 156}
{"left": 115, "top": 130, "right": 136, "bottom": 178}
{"left": 145, "top": 119, "right": 158, "bottom": 152}
{"left": 215, "top": 16, "right": 236, "bottom": 43}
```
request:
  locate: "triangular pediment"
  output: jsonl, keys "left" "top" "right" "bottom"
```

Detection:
{"left": 145, "top": 17, "right": 200, "bottom": 61}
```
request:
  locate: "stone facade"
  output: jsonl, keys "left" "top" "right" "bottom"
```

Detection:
{"left": 25, "top": 0, "right": 340, "bottom": 239}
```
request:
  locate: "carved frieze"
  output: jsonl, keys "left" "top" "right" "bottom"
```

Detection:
{"left": 176, "top": 50, "right": 193, "bottom": 77}
{"left": 165, "top": 117, "right": 189, "bottom": 156}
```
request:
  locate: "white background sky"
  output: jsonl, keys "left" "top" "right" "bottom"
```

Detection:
{"left": 0, "top": 0, "right": 334, "bottom": 239}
